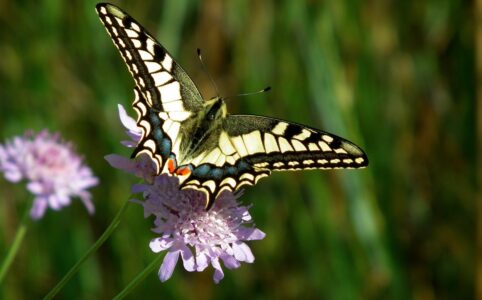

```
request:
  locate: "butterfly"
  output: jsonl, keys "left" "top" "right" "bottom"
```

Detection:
{"left": 96, "top": 3, "right": 369, "bottom": 209}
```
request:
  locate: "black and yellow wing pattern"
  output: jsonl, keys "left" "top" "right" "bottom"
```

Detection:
{"left": 96, "top": 3, "right": 368, "bottom": 209}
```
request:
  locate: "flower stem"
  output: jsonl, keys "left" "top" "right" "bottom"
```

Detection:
{"left": 0, "top": 208, "right": 30, "bottom": 284}
{"left": 113, "top": 253, "right": 164, "bottom": 300}
{"left": 43, "top": 197, "right": 131, "bottom": 300}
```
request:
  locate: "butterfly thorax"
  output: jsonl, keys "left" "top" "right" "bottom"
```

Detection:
{"left": 177, "top": 97, "right": 227, "bottom": 164}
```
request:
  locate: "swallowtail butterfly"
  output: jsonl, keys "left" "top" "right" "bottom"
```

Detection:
{"left": 96, "top": 3, "right": 369, "bottom": 209}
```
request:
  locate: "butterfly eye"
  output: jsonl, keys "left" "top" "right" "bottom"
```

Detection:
{"left": 206, "top": 100, "right": 222, "bottom": 121}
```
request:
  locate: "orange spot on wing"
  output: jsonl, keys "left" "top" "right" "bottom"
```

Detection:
{"left": 167, "top": 158, "right": 176, "bottom": 173}
{"left": 175, "top": 166, "right": 191, "bottom": 176}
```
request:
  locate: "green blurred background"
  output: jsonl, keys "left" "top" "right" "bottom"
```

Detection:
{"left": 0, "top": 0, "right": 476, "bottom": 299}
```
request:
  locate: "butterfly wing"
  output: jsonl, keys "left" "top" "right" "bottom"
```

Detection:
{"left": 224, "top": 115, "right": 368, "bottom": 170}
{"left": 181, "top": 115, "right": 368, "bottom": 209}
{"left": 96, "top": 3, "right": 203, "bottom": 173}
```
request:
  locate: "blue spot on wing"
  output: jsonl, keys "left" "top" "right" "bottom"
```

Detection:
{"left": 149, "top": 115, "right": 171, "bottom": 158}
{"left": 149, "top": 112, "right": 161, "bottom": 126}
{"left": 209, "top": 168, "right": 223, "bottom": 180}
{"left": 193, "top": 164, "right": 211, "bottom": 177}
{"left": 191, "top": 160, "right": 252, "bottom": 181}
{"left": 160, "top": 139, "right": 171, "bottom": 157}
{"left": 153, "top": 128, "right": 163, "bottom": 140}
{"left": 237, "top": 160, "right": 250, "bottom": 172}
{"left": 226, "top": 166, "right": 238, "bottom": 176}
{"left": 192, "top": 164, "right": 224, "bottom": 180}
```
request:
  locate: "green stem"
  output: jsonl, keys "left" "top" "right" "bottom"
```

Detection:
{"left": 0, "top": 208, "right": 30, "bottom": 283}
{"left": 114, "top": 253, "right": 164, "bottom": 300}
{"left": 43, "top": 197, "right": 131, "bottom": 300}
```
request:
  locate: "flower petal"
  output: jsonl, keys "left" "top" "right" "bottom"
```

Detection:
{"left": 118, "top": 104, "right": 139, "bottom": 132}
{"left": 233, "top": 242, "right": 254, "bottom": 263}
{"left": 239, "top": 228, "right": 266, "bottom": 241}
{"left": 78, "top": 192, "right": 95, "bottom": 215}
{"left": 179, "top": 244, "right": 195, "bottom": 272}
{"left": 159, "top": 251, "right": 180, "bottom": 282}
{"left": 104, "top": 154, "right": 136, "bottom": 172}
{"left": 30, "top": 197, "right": 48, "bottom": 220}
{"left": 150, "top": 237, "right": 174, "bottom": 252}
{"left": 220, "top": 254, "right": 241, "bottom": 270}
{"left": 195, "top": 246, "right": 209, "bottom": 271}
{"left": 211, "top": 257, "right": 224, "bottom": 284}
{"left": 26, "top": 182, "right": 44, "bottom": 194}
{"left": 3, "top": 169, "right": 22, "bottom": 182}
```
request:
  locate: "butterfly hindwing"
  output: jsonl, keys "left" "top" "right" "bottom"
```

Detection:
{"left": 180, "top": 149, "right": 271, "bottom": 210}
{"left": 223, "top": 115, "right": 368, "bottom": 171}
{"left": 179, "top": 115, "right": 368, "bottom": 209}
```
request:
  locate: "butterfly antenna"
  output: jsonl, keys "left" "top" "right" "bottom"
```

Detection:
{"left": 223, "top": 86, "right": 271, "bottom": 101}
{"left": 197, "top": 48, "right": 220, "bottom": 97}
{"left": 236, "top": 86, "right": 271, "bottom": 97}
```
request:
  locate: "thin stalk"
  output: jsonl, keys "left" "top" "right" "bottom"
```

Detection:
{"left": 113, "top": 253, "right": 164, "bottom": 300}
{"left": 43, "top": 197, "right": 131, "bottom": 300}
{"left": 476, "top": 0, "right": 482, "bottom": 298}
{"left": 0, "top": 207, "right": 31, "bottom": 283}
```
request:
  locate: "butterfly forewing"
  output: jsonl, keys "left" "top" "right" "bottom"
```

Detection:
{"left": 96, "top": 3, "right": 205, "bottom": 173}
{"left": 96, "top": 4, "right": 203, "bottom": 113}
{"left": 178, "top": 115, "right": 368, "bottom": 209}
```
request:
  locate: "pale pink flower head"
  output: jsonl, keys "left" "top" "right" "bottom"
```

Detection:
{"left": 107, "top": 104, "right": 266, "bottom": 283}
{"left": 134, "top": 175, "right": 265, "bottom": 283}
{"left": 0, "top": 130, "right": 98, "bottom": 220}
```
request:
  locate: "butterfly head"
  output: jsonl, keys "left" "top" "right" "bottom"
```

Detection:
{"left": 204, "top": 97, "right": 227, "bottom": 121}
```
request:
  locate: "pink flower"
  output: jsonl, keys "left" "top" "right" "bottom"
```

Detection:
{"left": 135, "top": 175, "right": 265, "bottom": 283}
{"left": 107, "top": 104, "right": 266, "bottom": 283}
{"left": 0, "top": 130, "right": 98, "bottom": 220}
